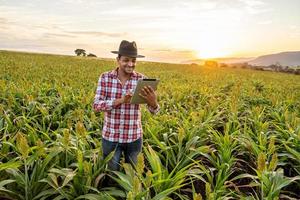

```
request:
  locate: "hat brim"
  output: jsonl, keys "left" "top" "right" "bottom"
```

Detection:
{"left": 111, "top": 51, "right": 145, "bottom": 58}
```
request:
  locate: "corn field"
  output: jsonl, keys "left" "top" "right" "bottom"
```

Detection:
{"left": 0, "top": 50, "right": 300, "bottom": 200}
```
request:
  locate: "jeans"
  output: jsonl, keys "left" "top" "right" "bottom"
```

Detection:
{"left": 102, "top": 137, "right": 142, "bottom": 171}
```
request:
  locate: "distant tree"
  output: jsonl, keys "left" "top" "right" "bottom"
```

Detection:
{"left": 268, "top": 63, "right": 281, "bottom": 71}
{"left": 295, "top": 68, "right": 300, "bottom": 75}
{"left": 274, "top": 62, "right": 282, "bottom": 72}
{"left": 87, "top": 53, "right": 97, "bottom": 57}
{"left": 240, "top": 62, "right": 249, "bottom": 69}
{"left": 74, "top": 49, "right": 86, "bottom": 56}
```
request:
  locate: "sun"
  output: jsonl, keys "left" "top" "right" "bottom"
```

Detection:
{"left": 194, "top": 41, "right": 232, "bottom": 59}
{"left": 190, "top": 32, "right": 233, "bottom": 59}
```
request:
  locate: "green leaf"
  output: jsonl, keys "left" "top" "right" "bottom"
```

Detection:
{"left": 0, "top": 161, "right": 22, "bottom": 171}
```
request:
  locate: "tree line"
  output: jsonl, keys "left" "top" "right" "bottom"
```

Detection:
{"left": 74, "top": 49, "right": 97, "bottom": 57}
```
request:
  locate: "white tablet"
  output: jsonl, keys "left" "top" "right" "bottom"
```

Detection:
{"left": 130, "top": 79, "right": 160, "bottom": 104}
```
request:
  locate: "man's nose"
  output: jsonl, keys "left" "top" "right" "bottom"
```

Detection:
{"left": 128, "top": 61, "right": 134, "bottom": 66}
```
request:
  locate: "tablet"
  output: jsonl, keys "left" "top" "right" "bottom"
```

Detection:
{"left": 130, "top": 79, "right": 160, "bottom": 104}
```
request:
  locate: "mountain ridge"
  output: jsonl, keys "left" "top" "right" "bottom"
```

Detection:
{"left": 182, "top": 51, "right": 300, "bottom": 66}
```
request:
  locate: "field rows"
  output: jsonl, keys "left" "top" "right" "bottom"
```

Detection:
{"left": 0, "top": 51, "right": 300, "bottom": 199}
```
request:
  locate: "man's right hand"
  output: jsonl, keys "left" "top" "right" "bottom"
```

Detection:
{"left": 113, "top": 92, "right": 133, "bottom": 106}
{"left": 122, "top": 92, "right": 133, "bottom": 103}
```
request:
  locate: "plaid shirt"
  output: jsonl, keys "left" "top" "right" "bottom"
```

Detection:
{"left": 93, "top": 68, "right": 160, "bottom": 143}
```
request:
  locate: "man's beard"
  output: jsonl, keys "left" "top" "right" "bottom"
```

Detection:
{"left": 123, "top": 65, "right": 134, "bottom": 73}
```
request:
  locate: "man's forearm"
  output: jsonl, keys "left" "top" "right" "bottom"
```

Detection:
{"left": 93, "top": 98, "right": 123, "bottom": 112}
{"left": 113, "top": 98, "right": 124, "bottom": 107}
{"left": 93, "top": 100, "right": 114, "bottom": 112}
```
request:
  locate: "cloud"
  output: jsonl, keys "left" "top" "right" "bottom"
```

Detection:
{"left": 65, "top": 31, "right": 128, "bottom": 38}
{"left": 44, "top": 33, "right": 77, "bottom": 38}
{"left": 0, "top": 17, "right": 8, "bottom": 24}
{"left": 31, "top": 24, "right": 65, "bottom": 31}
{"left": 0, "top": 39, "right": 48, "bottom": 49}
{"left": 258, "top": 20, "right": 272, "bottom": 25}
{"left": 239, "top": 0, "right": 265, "bottom": 7}
{"left": 152, "top": 49, "right": 172, "bottom": 52}
{"left": 238, "top": 0, "right": 272, "bottom": 14}
{"left": 0, "top": 17, "right": 10, "bottom": 29}
{"left": 289, "top": 25, "right": 300, "bottom": 38}
{"left": 149, "top": 49, "right": 194, "bottom": 54}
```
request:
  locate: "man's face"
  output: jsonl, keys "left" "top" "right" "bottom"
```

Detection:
{"left": 117, "top": 55, "right": 137, "bottom": 74}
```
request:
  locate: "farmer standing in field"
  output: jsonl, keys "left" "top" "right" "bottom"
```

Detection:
{"left": 93, "top": 40, "right": 160, "bottom": 171}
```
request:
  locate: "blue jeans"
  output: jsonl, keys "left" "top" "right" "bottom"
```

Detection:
{"left": 102, "top": 137, "right": 142, "bottom": 171}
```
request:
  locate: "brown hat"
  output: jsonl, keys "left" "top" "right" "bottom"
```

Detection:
{"left": 111, "top": 40, "right": 145, "bottom": 58}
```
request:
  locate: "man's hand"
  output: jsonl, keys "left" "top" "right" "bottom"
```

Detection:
{"left": 139, "top": 86, "right": 158, "bottom": 108}
{"left": 113, "top": 92, "right": 133, "bottom": 106}
{"left": 122, "top": 92, "right": 133, "bottom": 103}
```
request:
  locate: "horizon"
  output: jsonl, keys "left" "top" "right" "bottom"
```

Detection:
{"left": 1, "top": 0, "right": 300, "bottom": 63}
{"left": 2, "top": 48, "right": 300, "bottom": 65}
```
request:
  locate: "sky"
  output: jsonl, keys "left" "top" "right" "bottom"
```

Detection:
{"left": 0, "top": 0, "right": 300, "bottom": 63}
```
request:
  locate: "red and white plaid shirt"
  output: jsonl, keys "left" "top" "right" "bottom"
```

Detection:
{"left": 93, "top": 68, "right": 160, "bottom": 143}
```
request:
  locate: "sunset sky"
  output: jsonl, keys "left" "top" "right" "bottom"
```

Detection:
{"left": 1, "top": 0, "right": 300, "bottom": 63}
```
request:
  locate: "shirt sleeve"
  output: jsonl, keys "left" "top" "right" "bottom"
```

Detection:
{"left": 146, "top": 104, "right": 160, "bottom": 115}
{"left": 93, "top": 74, "right": 114, "bottom": 112}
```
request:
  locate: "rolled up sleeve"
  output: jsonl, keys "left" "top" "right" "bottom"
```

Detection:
{"left": 93, "top": 74, "right": 114, "bottom": 112}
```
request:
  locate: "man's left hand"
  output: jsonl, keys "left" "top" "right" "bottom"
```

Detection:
{"left": 139, "top": 86, "right": 158, "bottom": 108}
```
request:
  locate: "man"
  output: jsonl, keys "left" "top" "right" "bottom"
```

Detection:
{"left": 93, "top": 40, "right": 159, "bottom": 171}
